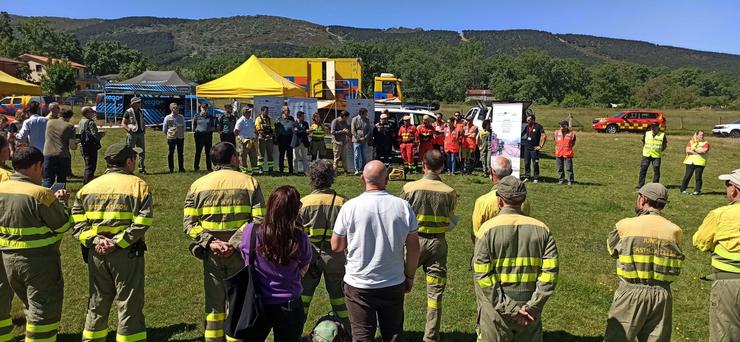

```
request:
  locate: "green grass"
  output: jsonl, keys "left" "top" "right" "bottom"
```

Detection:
{"left": 7, "top": 108, "right": 740, "bottom": 341}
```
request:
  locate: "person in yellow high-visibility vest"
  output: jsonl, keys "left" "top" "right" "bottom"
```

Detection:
{"left": 680, "top": 130, "right": 710, "bottom": 195}
{"left": 637, "top": 123, "right": 667, "bottom": 188}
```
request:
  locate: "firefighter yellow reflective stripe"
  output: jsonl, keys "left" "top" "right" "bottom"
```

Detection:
{"left": 82, "top": 329, "right": 108, "bottom": 339}
{"left": 252, "top": 207, "right": 265, "bottom": 216}
{"left": 26, "top": 322, "right": 59, "bottom": 333}
{"left": 330, "top": 297, "right": 345, "bottom": 305}
{"left": 426, "top": 275, "right": 447, "bottom": 284}
{"left": 477, "top": 273, "right": 539, "bottom": 287}
{"left": 474, "top": 262, "right": 491, "bottom": 273}
{"left": 25, "top": 337, "right": 57, "bottom": 342}
{"left": 713, "top": 244, "right": 740, "bottom": 273}
{"left": 0, "top": 332, "right": 11, "bottom": 342}
{"left": 542, "top": 258, "right": 559, "bottom": 269}
{"left": 336, "top": 310, "right": 349, "bottom": 318}
{"left": 418, "top": 226, "right": 448, "bottom": 234}
{"left": 188, "top": 225, "right": 204, "bottom": 238}
{"left": 416, "top": 215, "right": 449, "bottom": 223}
{"left": 0, "top": 234, "right": 62, "bottom": 249}
{"left": 226, "top": 336, "right": 239, "bottom": 342}
{"left": 492, "top": 257, "right": 542, "bottom": 268}
{"left": 715, "top": 244, "right": 740, "bottom": 261}
{"left": 204, "top": 330, "right": 224, "bottom": 338}
{"left": 711, "top": 259, "right": 740, "bottom": 273}
{"left": 72, "top": 214, "right": 87, "bottom": 223}
{"left": 78, "top": 226, "right": 128, "bottom": 244}
{"left": 132, "top": 216, "right": 152, "bottom": 226}
{"left": 200, "top": 220, "right": 246, "bottom": 230}
{"left": 478, "top": 276, "right": 495, "bottom": 288}
{"left": 537, "top": 272, "right": 558, "bottom": 283}
{"left": 116, "top": 331, "right": 147, "bottom": 342}
{"left": 307, "top": 228, "right": 333, "bottom": 237}
{"left": 113, "top": 232, "right": 130, "bottom": 249}
{"left": 0, "top": 318, "right": 9, "bottom": 328}
{"left": 427, "top": 298, "right": 439, "bottom": 309}
{"left": 619, "top": 254, "right": 683, "bottom": 268}
{"left": 0, "top": 226, "right": 51, "bottom": 236}
{"left": 84, "top": 211, "right": 133, "bottom": 221}
{"left": 184, "top": 206, "right": 253, "bottom": 216}
{"left": 616, "top": 268, "right": 677, "bottom": 282}
{"left": 206, "top": 313, "right": 225, "bottom": 321}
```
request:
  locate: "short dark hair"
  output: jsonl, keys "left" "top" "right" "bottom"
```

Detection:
{"left": 499, "top": 196, "right": 525, "bottom": 207}
{"left": 12, "top": 147, "right": 44, "bottom": 170}
{"left": 423, "top": 149, "right": 445, "bottom": 172}
{"left": 210, "top": 142, "right": 237, "bottom": 165}
{"left": 308, "top": 160, "right": 336, "bottom": 190}
{"left": 340, "top": 110, "right": 349, "bottom": 117}
{"left": 645, "top": 197, "right": 667, "bottom": 210}
{"left": 61, "top": 109, "right": 74, "bottom": 119}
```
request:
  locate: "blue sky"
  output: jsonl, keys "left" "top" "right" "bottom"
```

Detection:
{"left": 5, "top": 0, "right": 739, "bottom": 55}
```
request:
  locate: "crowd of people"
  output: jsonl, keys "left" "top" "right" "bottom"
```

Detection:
{"left": 0, "top": 98, "right": 735, "bottom": 342}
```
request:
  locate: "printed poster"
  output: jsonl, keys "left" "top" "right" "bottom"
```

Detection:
{"left": 489, "top": 103, "right": 523, "bottom": 178}
{"left": 253, "top": 96, "right": 284, "bottom": 122}
{"left": 346, "top": 99, "right": 375, "bottom": 123}
{"left": 286, "top": 97, "right": 318, "bottom": 119}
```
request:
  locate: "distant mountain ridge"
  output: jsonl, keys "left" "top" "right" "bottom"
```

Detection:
{"left": 9, "top": 14, "right": 740, "bottom": 75}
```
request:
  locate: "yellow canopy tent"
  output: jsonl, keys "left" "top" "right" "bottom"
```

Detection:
{"left": 196, "top": 55, "right": 306, "bottom": 98}
{"left": 0, "top": 70, "right": 41, "bottom": 96}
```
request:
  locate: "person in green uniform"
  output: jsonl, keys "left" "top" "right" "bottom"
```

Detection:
{"left": 473, "top": 176, "right": 558, "bottom": 342}
{"left": 0, "top": 147, "right": 71, "bottom": 342}
{"left": 183, "top": 142, "right": 265, "bottom": 342}
{"left": 693, "top": 169, "right": 740, "bottom": 342}
{"left": 604, "top": 183, "right": 684, "bottom": 341}
{"left": 72, "top": 143, "right": 153, "bottom": 342}
{"left": 308, "top": 113, "right": 327, "bottom": 161}
{"left": 298, "top": 160, "right": 349, "bottom": 325}
{"left": 400, "top": 149, "right": 458, "bottom": 342}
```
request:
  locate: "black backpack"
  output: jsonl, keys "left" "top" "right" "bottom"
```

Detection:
{"left": 309, "top": 313, "right": 351, "bottom": 342}
{"left": 224, "top": 223, "right": 263, "bottom": 338}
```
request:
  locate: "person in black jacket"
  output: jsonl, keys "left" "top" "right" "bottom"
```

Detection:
{"left": 373, "top": 113, "right": 396, "bottom": 165}
{"left": 292, "top": 111, "right": 310, "bottom": 175}
{"left": 77, "top": 106, "right": 104, "bottom": 184}
{"left": 275, "top": 106, "right": 296, "bottom": 175}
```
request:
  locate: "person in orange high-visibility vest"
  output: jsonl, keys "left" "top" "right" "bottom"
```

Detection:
{"left": 398, "top": 116, "right": 417, "bottom": 172}
{"left": 417, "top": 115, "right": 436, "bottom": 171}
{"left": 432, "top": 113, "right": 446, "bottom": 150}
{"left": 680, "top": 130, "right": 710, "bottom": 195}
{"left": 461, "top": 119, "right": 478, "bottom": 174}
{"left": 554, "top": 120, "right": 576, "bottom": 185}
{"left": 443, "top": 118, "right": 462, "bottom": 175}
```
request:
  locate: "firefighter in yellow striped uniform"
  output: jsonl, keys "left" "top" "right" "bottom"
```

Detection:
{"left": 0, "top": 147, "right": 71, "bottom": 342}
{"left": 308, "top": 113, "right": 327, "bottom": 160}
{"left": 0, "top": 135, "right": 10, "bottom": 342}
{"left": 183, "top": 142, "right": 265, "bottom": 342}
{"left": 298, "top": 160, "right": 349, "bottom": 322}
{"left": 400, "top": 149, "right": 458, "bottom": 342}
{"left": 254, "top": 106, "right": 275, "bottom": 173}
{"left": 72, "top": 143, "right": 152, "bottom": 342}
{"left": 473, "top": 176, "right": 558, "bottom": 342}
{"left": 693, "top": 169, "right": 740, "bottom": 341}
{"left": 638, "top": 122, "right": 667, "bottom": 188}
{"left": 604, "top": 183, "right": 684, "bottom": 341}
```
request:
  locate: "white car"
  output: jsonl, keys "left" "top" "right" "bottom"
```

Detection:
{"left": 712, "top": 119, "right": 740, "bottom": 138}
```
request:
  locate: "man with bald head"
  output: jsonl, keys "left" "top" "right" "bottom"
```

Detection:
{"left": 332, "top": 160, "right": 420, "bottom": 341}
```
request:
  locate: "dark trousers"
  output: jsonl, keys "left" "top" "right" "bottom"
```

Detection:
{"left": 344, "top": 283, "right": 405, "bottom": 342}
{"left": 376, "top": 143, "right": 393, "bottom": 164}
{"left": 680, "top": 164, "right": 704, "bottom": 192}
{"left": 42, "top": 156, "right": 71, "bottom": 187}
{"left": 523, "top": 149, "right": 540, "bottom": 179}
{"left": 278, "top": 139, "right": 294, "bottom": 174}
{"left": 220, "top": 132, "right": 236, "bottom": 145}
{"left": 638, "top": 157, "right": 661, "bottom": 187}
{"left": 556, "top": 157, "right": 574, "bottom": 182}
{"left": 194, "top": 132, "right": 213, "bottom": 171}
{"left": 167, "top": 138, "right": 185, "bottom": 172}
{"left": 81, "top": 147, "right": 98, "bottom": 184}
{"left": 243, "top": 301, "right": 304, "bottom": 342}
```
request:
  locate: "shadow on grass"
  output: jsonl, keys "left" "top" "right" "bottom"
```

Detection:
{"left": 544, "top": 330, "right": 603, "bottom": 341}
{"left": 57, "top": 323, "right": 199, "bottom": 342}
{"left": 404, "top": 331, "right": 478, "bottom": 341}
{"left": 524, "top": 176, "right": 604, "bottom": 187}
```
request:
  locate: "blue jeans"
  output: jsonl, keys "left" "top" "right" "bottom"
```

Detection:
{"left": 446, "top": 153, "right": 458, "bottom": 173}
{"left": 43, "top": 156, "right": 71, "bottom": 188}
{"left": 353, "top": 142, "right": 368, "bottom": 173}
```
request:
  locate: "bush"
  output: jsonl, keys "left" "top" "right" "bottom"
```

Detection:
{"left": 560, "top": 92, "right": 590, "bottom": 107}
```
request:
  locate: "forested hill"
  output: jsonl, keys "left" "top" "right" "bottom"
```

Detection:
{"left": 9, "top": 14, "right": 740, "bottom": 75}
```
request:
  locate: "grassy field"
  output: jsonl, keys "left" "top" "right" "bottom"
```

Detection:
{"left": 6, "top": 107, "right": 740, "bottom": 341}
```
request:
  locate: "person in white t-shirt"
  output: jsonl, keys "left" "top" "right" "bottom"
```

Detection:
{"left": 331, "top": 160, "right": 420, "bottom": 341}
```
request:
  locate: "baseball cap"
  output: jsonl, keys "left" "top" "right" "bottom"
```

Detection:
{"left": 105, "top": 143, "right": 142, "bottom": 164}
{"left": 380, "top": 113, "right": 388, "bottom": 119}
{"left": 130, "top": 97, "right": 142, "bottom": 105}
{"left": 639, "top": 183, "right": 669, "bottom": 203}
{"left": 559, "top": 120, "right": 569, "bottom": 126}
{"left": 281, "top": 105, "right": 289, "bottom": 111}
{"left": 496, "top": 176, "right": 527, "bottom": 202}
{"left": 423, "top": 115, "right": 430, "bottom": 121}
{"left": 719, "top": 169, "right": 740, "bottom": 186}
{"left": 403, "top": 115, "right": 411, "bottom": 121}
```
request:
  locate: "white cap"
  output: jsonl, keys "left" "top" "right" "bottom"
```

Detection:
{"left": 719, "top": 169, "right": 740, "bottom": 185}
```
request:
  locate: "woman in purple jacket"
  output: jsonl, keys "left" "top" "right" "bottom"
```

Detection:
{"left": 240, "top": 185, "right": 312, "bottom": 341}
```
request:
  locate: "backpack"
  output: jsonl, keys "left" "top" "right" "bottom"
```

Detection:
{"left": 309, "top": 313, "right": 351, "bottom": 342}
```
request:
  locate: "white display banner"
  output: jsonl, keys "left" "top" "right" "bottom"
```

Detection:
{"left": 253, "top": 96, "right": 284, "bottom": 122}
{"left": 489, "top": 103, "right": 523, "bottom": 178}
{"left": 346, "top": 99, "right": 375, "bottom": 123}
{"left": 286, "top": 97, "right": 318, "bottom": 118}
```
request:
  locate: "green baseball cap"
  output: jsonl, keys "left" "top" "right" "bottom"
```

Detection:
{"left": 496, "top": 176, "right": 527, "bottom": 202}
{"left": 104, "top": 143, "right": 142, "bottom": 164}
{"left": 639, "top": 183, "right": 669, "bottom": 203}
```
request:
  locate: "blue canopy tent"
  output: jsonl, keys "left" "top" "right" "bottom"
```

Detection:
{"left": 102, "top": 71, "right": 197, "bottom": 126}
